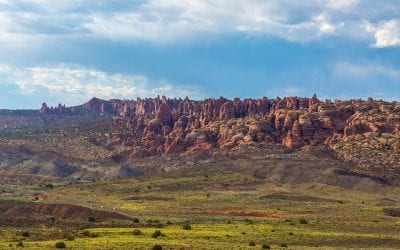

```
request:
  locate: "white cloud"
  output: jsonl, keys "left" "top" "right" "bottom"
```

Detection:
{"left": 0, "top": 65, "right": 203, "bottom": 105}
{"left": 0, "top": 0, "right": 398, "bottom": 46}
{"left": 334, "top": 61, "right": 400, "bottom": 80}
{"left": 367, "top": 19, "right": 400, "bottom": 48}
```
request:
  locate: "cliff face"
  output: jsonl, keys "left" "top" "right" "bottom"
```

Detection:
{"left": 39, "top": 96, "right": 400, "bottom": 168}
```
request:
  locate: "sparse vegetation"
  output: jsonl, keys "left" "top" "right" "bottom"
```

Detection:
{"left": 89, "top": 232, "right": 99, "bottom": 238}
{"left": 82, "top": 230, "right": 90, "bottom": 237}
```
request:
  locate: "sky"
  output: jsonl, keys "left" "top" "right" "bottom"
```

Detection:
{"left": 0, "top": 0, "right": 399, "bottom": 109}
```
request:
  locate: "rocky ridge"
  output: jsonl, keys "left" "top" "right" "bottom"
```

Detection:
{"left": 39, "top": 96, "right": 400, "bottom": 169}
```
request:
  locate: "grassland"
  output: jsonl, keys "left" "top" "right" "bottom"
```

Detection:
{"left": 1, "top": 171, "right": 400, "bottom": 249}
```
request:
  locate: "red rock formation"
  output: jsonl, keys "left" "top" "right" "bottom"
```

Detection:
{"left": 38, "top": 96, "right": 400, "bottom": 167}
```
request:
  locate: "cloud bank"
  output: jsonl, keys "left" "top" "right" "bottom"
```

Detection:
{"left": 0, "top": 65, "right": 202, "bottom": 106}
{"left": 0, "top": 0, "right": 399, "bottom": 47}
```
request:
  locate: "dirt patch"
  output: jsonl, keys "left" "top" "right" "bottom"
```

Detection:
{"left": 123, "top": 196, "right": 175, "bottom": 201}
{"left": 384, "top": 208, "right": 400, "bottom": 217}
{"left": 376, "top": 198, "right": 397, "bottom": 206}
{"left": 0, "top": 201, "right": 131, "bottom": 221}
{"left": 260, "top": 192, "right": 341, "bottom": 203}
{"left": 208, "top": 210, "right": 280, "bottom": 219}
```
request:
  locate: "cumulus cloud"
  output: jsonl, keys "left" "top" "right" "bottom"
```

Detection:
{"left": 367, "top": 19, "right": 400, "bottom": 48}
{"left": 0, "top": 65, "right": 203, "bottom": 105}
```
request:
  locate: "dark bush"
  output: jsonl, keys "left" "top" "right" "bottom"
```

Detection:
{"left": 133, "top": 229, "right": 141, "bottom": 235}
{"left": 261, "top": 244, "right": 271, "bottom": 249}
{"left": 288, "top": 232, "right": 294, "bottom": 235}
{"left": 182, "top": 224, "right": 192, "bottom": 230}
{"left": 21, "top": 231, "right": 29, "bottom": 237}
{"left": 16, "top": 241, "right": 24, "bottom": 247}
{"left": 88, "top": 217, "right": 96, "bottom": 222}
{"left": 152, "top": 245, "right": 163, "bottom": 250}
{"left": 133, "top": 217, "right": 140, "bottom": 223}
{"left": 55, "top": 241, "right": 66, "bottom": 248}
{"left": 249, "top": 241, "right": 256, "bottom": 246}
{"left": 280, "top": 243, "right": 288, "bottom": 248}
{"left": 299, "top": 218, "right": 308, "bottom": 224}
{"left": 152, "top": 230, "right": 162, "bottom": 238}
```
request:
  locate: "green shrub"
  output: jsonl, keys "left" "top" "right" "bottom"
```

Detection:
{"left": 152, "top": 245, "right": 163, "bottom": 250}
{"left": 249, "top": 241, "right": 256, "bottom": 246}
{"left": 288, "top": 232, "right": 294, "bottom": 235}
{"left": 133, "top": 229, "right": 141, "bottom": 235}
{"left": 21, "top": 231, "right": 29, "bottom": 237}
{"left": 82, "top": 230, "right": 90, "bottom": 236}
{"left": 182, "top": 224, "right": 192, "bottom": 230}
{"left": 152, "top": 230, "right": 162, "bottom": 238}
{"left": 16, "top": 241, "right": 24, "bottom": 247}
{"left": 261, "top": 244, "right": 271, "bottom": 249}
{"left": 133, "top": 218, "right": 140, "bottom": 223}
{"left": 155, "top": 223, "right": 164, "bottom": 228}
{"left": 55, "top": 241, "right": 66, "bottom": 248}
{"left": 299, "top": 218, "right": 308, "bottom": 224}
{"left": 65, "top": 233, "right": 74, "bottom": 241}
{"left": 90, "top": 232, "right": 99, "bottom": 238}
{"left": 88, "top": 217, "right": 96, "bottom": 222}
{"left": 280, "top": 243, "right": 288, "bottom": 248}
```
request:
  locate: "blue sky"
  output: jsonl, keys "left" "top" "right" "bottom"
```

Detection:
{"left": 0, "top": 0, "right": 399, "bottom": 109}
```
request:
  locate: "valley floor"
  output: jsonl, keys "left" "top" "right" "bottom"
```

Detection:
{"left": 1, "top": 171, "right": 400, "bottom": 249}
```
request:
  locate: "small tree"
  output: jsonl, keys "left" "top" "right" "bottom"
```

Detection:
{"left": 55, "top": 241, "right": 66, "bottom": 248}
{"left": 88, "top": 217, "right": 96, "bottom": 222}
{"left": 152, "top": 245, "right": 162, "bottom": 250}
{"left": 152, "top": 230, "right": 162, "bottom": 238}
{"left": 133, "top": 229, "right": 141, "bottom": 235}
{"left": 261, "top": 244, "right": 271, "bottom": 249}
{"left": 182, "top": 224, "right": 192, "bottom": 230}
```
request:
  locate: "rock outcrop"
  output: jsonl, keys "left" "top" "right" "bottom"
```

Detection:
{"left": 38, "top": 96, "right": 400, "bottom": 169}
